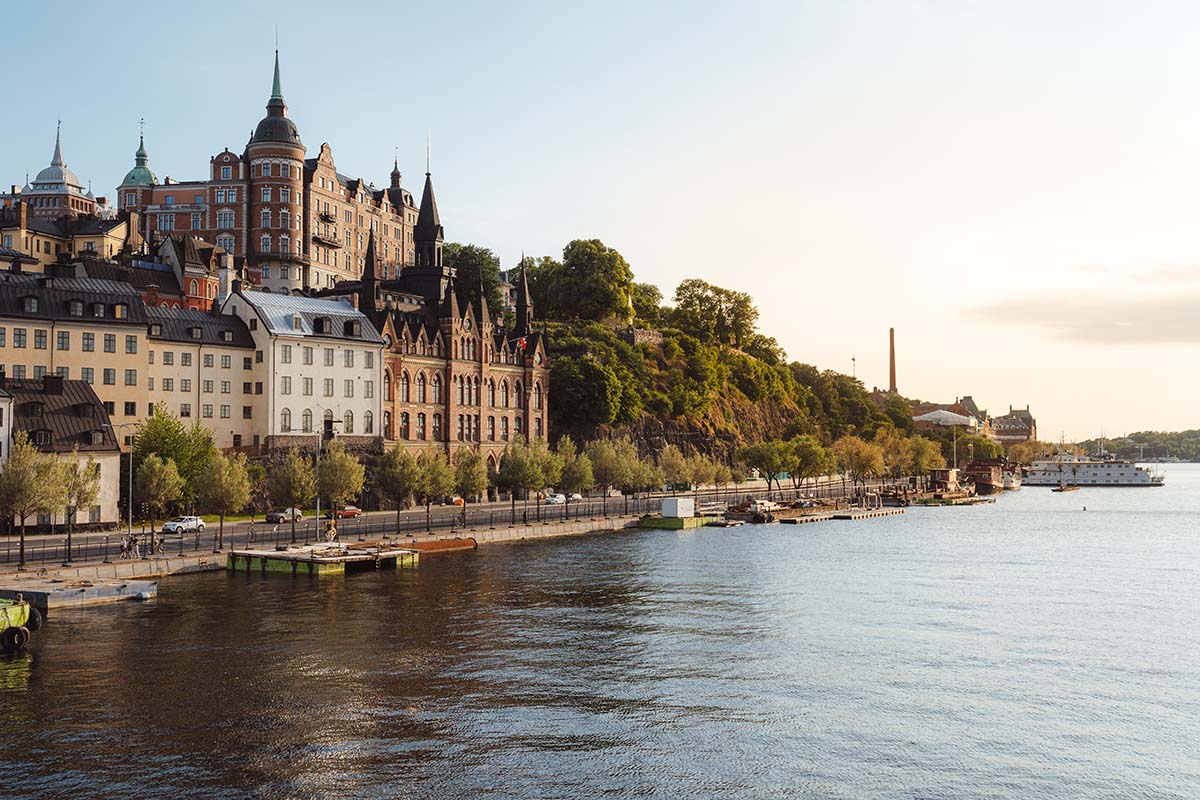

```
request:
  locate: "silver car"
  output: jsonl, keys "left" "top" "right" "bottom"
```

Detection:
{"left": 162, "top": 516, "right": 205, "bottom": 534}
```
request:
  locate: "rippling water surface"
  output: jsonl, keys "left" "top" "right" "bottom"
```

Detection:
{"left": 3, "top": 467, "right": 1199, "bottom": 799}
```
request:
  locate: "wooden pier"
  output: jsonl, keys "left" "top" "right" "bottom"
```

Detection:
{"left": 228, "top": 542, "right": 420, "bottom": 577}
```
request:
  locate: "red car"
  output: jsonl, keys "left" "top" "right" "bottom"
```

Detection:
{"left": 325, "top": 505, "right": 363, "bottom": 519}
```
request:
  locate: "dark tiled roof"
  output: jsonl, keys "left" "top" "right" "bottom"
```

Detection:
{"left": 79, "top": 259, "right": 184, "bottom": 296}
{"left": 146, "top": 306, "right": 254, "bottom": 348}
{"left": 5, "top": 377, "right": 119, "bottom": 454}
{"left": 0, "top": 246, "right": 38, "bottom": 265}
{"left": 0, "top": 273, "right": 147, "bottom": 324}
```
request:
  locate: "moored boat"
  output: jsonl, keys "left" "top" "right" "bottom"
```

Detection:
{"left": 1025, "top": 454, "right": 1164, "bottom": 487}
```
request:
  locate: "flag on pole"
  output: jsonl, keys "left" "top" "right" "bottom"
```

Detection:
{"left": 517, "top": 336, "right": 527, "bottom": 350}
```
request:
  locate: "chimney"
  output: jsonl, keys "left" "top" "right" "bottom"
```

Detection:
{"left": 231, "top": 279, "right": 243, "bottom": 295}
{"left": 17, "top": 199, "right": 27, "bottom": 231}
{"left": 42, "top": 374, "right": 64, "bottom": 396}
{"left": 145, "top": 283, "right": 159, "bottom": 307}
{"left": 888, "top": 328, "right": 897, "bottom": 393}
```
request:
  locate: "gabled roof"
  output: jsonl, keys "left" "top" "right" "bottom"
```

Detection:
{"left": 230, "top": 290, "right": 384, "bottom": 343}
{"left": 6, "top": 377, "right": 119, "bottom": 454}
{"left": 146, "top": 306, "right": 254, "bottom": 348}
{"left": 81, "top": 259, "right": 184, "bottom": 297}
{"left": 0, "top": 273, "right": 147, "bottom": 323}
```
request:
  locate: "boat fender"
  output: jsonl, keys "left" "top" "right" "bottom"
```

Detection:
{"left": 25, "top": 606, "right": 43, "bottom": 632}
{"left": 1, "top": 626, "right": 30, "bottom": 652}
{"left": 134, "top": 591, "right": 152, "bottom": 601}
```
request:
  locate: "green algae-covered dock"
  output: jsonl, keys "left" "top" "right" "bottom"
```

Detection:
{"left": 228, "top": 542, "right": 420, "bottom": 577}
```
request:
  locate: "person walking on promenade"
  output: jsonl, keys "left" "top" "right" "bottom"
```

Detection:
{"left": 130, "top": 535, "right": 141, "bottom": 560}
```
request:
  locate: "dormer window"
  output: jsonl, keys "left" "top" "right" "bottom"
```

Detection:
{"left": 91, "top": 303, "right": 105, "bottom": 318}
{"left": 292, "top": 314, "right": 302, "bottom": 331}
{"left": 90, "top": 430, "right": 105, "bottom": 446}
{"left": 23, "top": 401, "right": 44, "bottom": 416}
{"left": 313, "top": 317, "right": 330, "bottom": 334}
{"left": 189, "top": 327, "right": 202, "bottom": 340}
{"left": 33, "top": 429, "right": 51, "bottom": 447}
{"left": 149, "top": 324, "right": 162, "bottom": 336}
{"left": 21, "top": 296, "right": 39, "bottom": 313}
{"left": 343, "top": 320, "right": 361, "bottom": 337}
{"left": 67, "top": 300, "right": 84, "bottom": 317}
{"left": 221, "top": 330, "right": 233, "bottom": 342}
{"left": 113, "top": 304, "right": 128, "bottom": 320}
{"left": 76, "top": 403, "right": 94, "bottom": 418}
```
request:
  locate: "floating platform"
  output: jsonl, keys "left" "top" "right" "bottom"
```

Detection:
{"left": 228, "top": 542, "right": 419, "bottom": 577}
{"left": 706, "top": 519, "right": 745, "bottom": 528}
{"left": 0, "top": 578, "right": 157, "bottom": 617}
{"left": 637, "top": 516, "right": 721, "bottom": 530}
{"left": 832, "top": 508, "right": 906, "bottom": 520}
{"left": 915, "top": 496, "right": 996, "bottom": 507}
{"left": 780, "top": 513, "right": 835, "bottom": 525}
{"left": 402, "top": 537, "right": 477, "bottom": 554}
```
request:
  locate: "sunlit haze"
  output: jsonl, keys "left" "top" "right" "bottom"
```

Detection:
{"left": 8, "top": 1, "right": 1198, "bottom": 439}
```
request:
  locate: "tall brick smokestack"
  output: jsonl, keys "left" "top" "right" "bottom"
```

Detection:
{"left": 888, "top": 327, "right": 897, "bottom": 394}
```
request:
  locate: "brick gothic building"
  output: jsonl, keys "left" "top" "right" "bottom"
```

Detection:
{"left": 318, "top": 185, "right": 549, "bottom": 471}
{"left": 117, "top": 51, "right": 418, "bottom": 294}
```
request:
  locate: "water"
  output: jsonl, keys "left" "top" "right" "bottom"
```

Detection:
{"left": 3, "top": 467, "right": 1199, "bottom": 799}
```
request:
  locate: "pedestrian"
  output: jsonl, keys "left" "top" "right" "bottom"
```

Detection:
{"left": 119, "top": 537, "right": 129, "bottom": 559}
{"left": 130, "top": 535, "right": 141, "bottom": 560}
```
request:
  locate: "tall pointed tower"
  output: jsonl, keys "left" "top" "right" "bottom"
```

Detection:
{"left": 516, "top": 262, "right": 534, "bottom": 335}
{"left": 246, "top": 49, "right": 306, "bottom": 292}
{"left": 414, "top": 171, "right": 443, "bottom": 269}
{"left": 118, "top": 128, "right": 158, "bottom": 211}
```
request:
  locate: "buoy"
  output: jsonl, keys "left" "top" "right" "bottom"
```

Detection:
{"left": 1, "top": 625, "right": 30, "bottom": 652}
{"left": 25, "top": 606, "right": 43, "bottom": 632}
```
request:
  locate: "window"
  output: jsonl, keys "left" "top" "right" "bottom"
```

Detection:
{"left": 34, "top": 330, "right": 46, "bottom": 350}
{"left": 13, "top": 329, "right": 25, "bottom": 348}
{"left": 221, "top": 355, "right": 232, "bottom": 369}
{"left": 242, "top": 406, "right": 253, "bottom": 420}
{"left": 365, "top": 381, "right": 373, "bottom": 399}
{"left": 181, "top": 352, "right": 192, "bottom": 367}
{"left": 124, "top": 369, "right": 137, "bottom": 386}
{"left": 0, "top": 328, "right": 5, "bottom": 346}
{"left": 432, "top": 374, "right": 442, "bottom": 404}
{"left": 217, "top": 234, "right": 235, "bottom": 253}
{"left": 281, "top": 344, "right": 292, "bottom": 364}
{"left": 104, "top": 334, "right": 116, "bottom": 353}
{"left": 12, "top": 365, "right": 24, "bottom": 379}
{"left": 180, "top": 379, "right": 191, "bottom": 392}
{"left": 217, "top": 209, "right": 235, "bottom": 229}
{"left": 162, "top": 351, "right": 174, "bottom": 366}
{"left": 163, "top": 378, "right": 174, "bottom": 391}
{"left": 202, "top": 404, "right": 213, "bottom": 418}
{"left": 280, "top": 210, "right": 290, "bottom": 230}
{"left": 324, "top": 349, "right": 334, "bottom": 367}
{"left": 113, "top": 304, "right": 128, "bottom": 320}
{"left": 262, "top": 186, "right": 272, "bottom": 202}
{"left": 203, "top": 380, "right": 214, "bottom": 393}
{"left": 417, "top": 412, "right": 426, "bottom": 440}
{"left": 103, "top": 401, "right": 114, "bottom": 415}
{"left": 281, "top": 187, "right": 291, "bottom": 204}
{"left": 91, "top": 303, "right": 105, "bottom": 318}
{"left": 255, "top": 382, "right": 263, "bottom": 395}
{"left": 81, "top": 367, "right": 94, "bottom": 384}
{"left": 33, "top": 365, "right": 45, "bottom": 379}
{"left": 303, "top": 346, "right": 313, "bottom": 365}
{"left": 344, "top": 411, "right": 354, "bottom": 434}
{"left": 415, "top": 373, "right": 425, "bottom": 403}
{"left": 180, "top": 404, "right": 191, "bottom": 417}
{"left": 324, "top": 378, "right": 334, "bottom": 397}
{"left": 344, "top": 350, "right": 354, "bottom": 368}
{"left": 281, "top": 376, "right": 292, "bottom": 395}
{"left": 228, "top": 189, "right": 237, "bottom": 202}
{"left": 21, "top": 297, "right": 38, "bottom": 313}
{"left": 126, "top": 335, "right": 138, "bottom": 354}
{"left": 242, "top": 382, "right": 251, "bottom": 394}
{"left": 191, "top": 212, "right": 202, "bottom": 230}
{"left": 457, "top": 415, "right": 464, "bottom": 442}
{"left": 303, "top": 377, "right": 312, "bottom": 396}
{"left": 220, "top": 405, "right": 231, "bottom": 419}
{"left": 501, "top": 416, "right": 509, "bottom": 441}
{"left": 344, "top": 379, "right": 354, "bottom": 398}
{"left": 103, "top": 368, "right": 115, "bottom": 385}
{"left": 260, "top": 236, "right": 271, "bottom": 253}
{"left": 82, "top": 332, "right": 94, "bottom": 352}
{"left": 488, "top": 416, "right": 495, "bottom": 441}
{"left": 302, "top": 409, "right": 313, "bottom": 433}
{"left": 261, "top": 209, "right": 271, "bottom": 228}
{"left": 281, "top": 408, "right": 292, "bottom": 433}
{"left": 432, "top": 413, "right": 442, "bottom": 441}
{"left": 216, "top": 190, "right": 226, "bottom": 203}
{"left": 165, "top": 194, "right": 176, "bottom": 205}
{"left": 55, "top": 331, "right": 69, "bottom": 351}
{"left": 124, "top": 401, "right": 137, "bottom": 416}
{"left": 487, "top": 380, "right": 495, "bottom": 407}
{"left": 67, "top": 300, "right": 83, "bottom": 317}
{"left": 534, "top": 383, "right": 542, "bottom": 410}
{"left": 400, "top": 412, "right": 410, "bottom": 439}
{"left": 221, "top": 166, "right": 232, "bottom": 180}
{"left": 203, "top": 354, "right": 214, "bottom": 368}
{"left": 221, "top": 380, "right": 231, "bottom": 394}
{"left": 255, "top": 351, "right": 263, "bottom": 364}
{"left": 55, "top": 366, "right": 67, "bottom": 378}
{"left": 535, "top": 417, "right": 543, "bottom": 438}
{"left": 364, "top": 351, "right": 374, "bottom": 369}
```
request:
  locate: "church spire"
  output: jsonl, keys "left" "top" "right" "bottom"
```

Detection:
{"left": 271, "top": 49, "right": 283, "bottom": 100}
{"left": 51, "top": 121, "right": 64, "bottom": 167}
{"left": 516, "top": 259, "right": 533, "bottom": 335}
{"left": 414, "top": 169, "right": 443, "bottom": 268}
{"left": 358, "top": 230, "right": 378, "bottom": 311}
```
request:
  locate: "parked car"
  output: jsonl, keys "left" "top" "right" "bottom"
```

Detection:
{"left": 567, "top": 493, "right": 583, "bottom": 502}
{"left": 544, "top": 493, "right": 566, "bottom": 505}
{"left": 325, "top": 505, "right": 362, "bottom": 519}
{"left": 161, "top": 516, "right": 205, "bottom": 534}
{"left": 266, "top": 508, "right": 303, "bottom": 523}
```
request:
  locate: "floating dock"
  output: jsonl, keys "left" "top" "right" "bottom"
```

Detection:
{"left": 0, "top": 579, "right": 157, "bottom": 617}
{"left": 780, "top": 513, "right": 835, "bottom": 525}
{"left": 228, "top": 541, "right": 420, "bottom": 577}
{"left": 637, "top": 516, "right": 722, "bottom": 530}
{"left": 832, "top": 508, "right": 906, "bottom": 520}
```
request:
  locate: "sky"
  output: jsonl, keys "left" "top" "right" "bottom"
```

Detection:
{"left": 7, "top": 1, "right": 1200, "bottom": 440}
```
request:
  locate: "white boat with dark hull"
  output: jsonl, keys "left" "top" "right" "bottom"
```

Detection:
{"left": 1024, "top": 454, "right": 1165, "bottom": 487}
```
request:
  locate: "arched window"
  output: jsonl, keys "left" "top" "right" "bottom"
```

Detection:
{"left": 457, "top": 376, "right": 465, "bottom": 405}
{"left": 501, "top": 416, "right": 510, "bottom": 441}
{"left": 432, "top": 413, "right": 442, "bottom": 440}
{"left": 500, "top": 380, "right": 509, "bottom": 408}
{"left": 533, "top": 383, "right": 542, "bottom": 410}
{"left": 487, "top": 379, "right": 496, "bottom": 407}
{"left": 384, "top": 371, "right": 392, "bottom": 401}
{"left": 431, "top": 374, "right": 442, "bottom": 403}
{"left": 189, "top": 279, "right": 199, "bottom": 296}
{"left": 261, "top": 209, "right": 271, "bottom": 228}
{"left": 488, "top": 416, "right": 496, "bottom": 441}
{"left": 384, "top": 410, "right": 392, "bottom": 438}
{"left": 534, "top": 417, "right": 543, "bottom": 439}
{"left": 416, "top": 373, "right": 426, "bottom": 403}
{"left": 364, "top": 411, "right": 373, "bottom": 434}
{"left": 280, "top": 408, "right": 292, "bottom": 433}
{"left": 400, "top": 412, "right": 410, "bottom": 439}
{"left": 514, "top": 381, "right": 523, "bottom": 408}
{"left": 280, "top": 209, "right": 290, "bottom": 230}
{"left": 400, "top": 372, "right": 410, "bottom": 402}
{"left": 515, "top": 416, "right": 523, "bottom": 435}
{"left": 416, "top": 412, "right": 426, "bottom": 440}
{"left": 302, "top": 408, "right": 312, "bottom": 433}
{"left": 344, "top": 410, "right": 354, "bottom": 434}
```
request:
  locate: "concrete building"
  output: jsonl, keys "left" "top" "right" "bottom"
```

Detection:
{"left": 219, "top": 285, "right": 384, "bottom": 450}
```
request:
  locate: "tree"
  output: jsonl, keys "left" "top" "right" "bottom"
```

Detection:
{"left": 415, "top": 450, "right": 455, "bottom": 531}
{"left": 671, "top": 278, "right": 759, "bottom": 347}
{"left": 269, "top": 449, "right": 316, "bottom": 543}
{"left": 631, "top": 282, "right": 664, "bottom": 327}
{"left": 0, "top": 432, "right": 66, "bottom": 570}
{"left": 586, "top": 440, "right": 629, "bottom": 496}
{"left": 743, "top": 333, "right": 786, "bottom": 365}
{"left": 907, "top": 437, "right": 946, "bottom": 489}
{"left": 246, "top": 463, "right": 269, "bottom": 518}
{"left": 658, "top": 445, "right": 689, "bottom": 492}
{"left": 625, "top": 456, "right": 664, "bottom": 496}
{"left": 133, "top": 407, "right": 215, "bottom": 510}
{"left": 1007, "top": 439, "right": 1050, "bottom": 465}
{"left": 374, "top": 444, "right": 420, "bottom": 534}
{"left": 550, "top": 357, "right": 622, "bottom": 426}
{"left": 556, "top": 438, "right": 594, "bottom": 500}
{"left": 874, "top": 428, "right": 915, "bottom": 480}
{"left": 497, "top": 437, "right": 543, "bottom": 522}
{"left": 685, "top": 454, "right": 718, "bottom": 492}
{"left": 136, "top": 454, "right": 184, "bottom": 536}
{"left": 832, "top": 436, "right": 885, "bottom": 490}
{"left": 737, "top": 441, "right": 793, "bottom": 496}
{"left": 197, "top": 451, "right": 251, "bottom": 550}
{"left": 788, "top": 435, "right": 834, "bottom": 491}
{"left": 444, "top": 243, "right": 503, "bottom": 314}
{"left": 454, "top": 449, "right": 489, "bottom": 505}
{"left": 318, "top": 440, "right": 366, "bottom": 515}
{"left": 61, "top": 448, "right": 101, "bottom": 563}
{"left": 551, "top": 239, "right": 635, "bottom": 322}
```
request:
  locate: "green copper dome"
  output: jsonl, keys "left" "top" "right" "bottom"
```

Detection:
{"left": 118, "top": 134, "right": 157, "bottom": 188}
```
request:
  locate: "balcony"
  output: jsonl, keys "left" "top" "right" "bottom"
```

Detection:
{"left": 254, "top": 251, "right": 310, "bottom": 265}
{"left": 318, "top": 211, "right": 337, "bottom": 223}
{"left": 312, "top": 231, "right": 342, "bottom": 248}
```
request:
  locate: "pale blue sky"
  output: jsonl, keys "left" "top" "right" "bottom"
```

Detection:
{"left": 8, "top": 1, "right": 1200, "bottom": 438}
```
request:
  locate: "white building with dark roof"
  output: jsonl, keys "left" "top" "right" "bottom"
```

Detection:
{"left": 219, "top": 284, "right": 383, "bottom": 448}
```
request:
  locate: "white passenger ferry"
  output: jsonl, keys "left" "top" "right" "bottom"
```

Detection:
{"left": 1024, "top": 454, "right": 1165, "bottom": 487}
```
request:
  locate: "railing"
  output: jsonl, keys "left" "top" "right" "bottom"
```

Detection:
{"left": 253, "top": 251, "right": 310, "bottom": 265}
{"left": 311, "top": 231, "right": 342, "bottom": 248}
{"left": 0, "top": 478, "right": 899, "bottom": 567}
